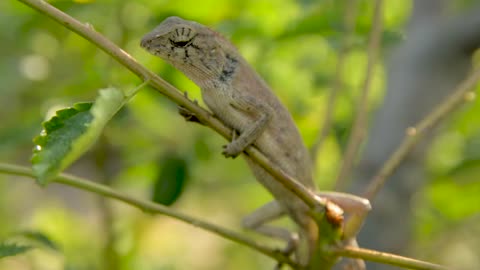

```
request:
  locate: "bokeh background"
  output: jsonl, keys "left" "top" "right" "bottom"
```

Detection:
{"left": 1, "top": 0, "right": 479, "bottom": 269}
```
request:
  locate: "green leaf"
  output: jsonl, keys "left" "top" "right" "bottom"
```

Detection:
{"left": 17, "top": 231, "right": 59, "bottom": 251}
{"left": 151, "top": 155, "right": 189, "bottom": 206}
{"left": 0, "top": 242, "right": 33, "bottom": 259}
{"left": 32, "top": 88, "right": 125, "bottom": 185}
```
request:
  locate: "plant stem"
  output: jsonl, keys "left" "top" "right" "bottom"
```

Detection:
{"left": 310, "top": 0, "right": 359, "bottom": 163}
{"left": 364, "top": 69, "right": 480, "bottom": 200}
{"left": 335, "top": 0, "right": 384, "bottom": 190}
{"left": 342, "top": 69, "right": 479, "bottom": 247}
{"left": 16, "top": 0, "right": 322, "bottom": 215}
{"left": 330, "top": 246, "right": 449, "bottom": 270}
{"left": 0, "top": 162, "right": 297, "bottom": 268}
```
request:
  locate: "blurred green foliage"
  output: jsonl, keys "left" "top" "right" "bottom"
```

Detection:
{"left": 151, "top": 154, "right": 189, "bottom": 206}
{"left": 0, "top": 0, "right": 479, "bottom": 269}
{"left": 0, "top": 243, "right": 32, "bottom": 259}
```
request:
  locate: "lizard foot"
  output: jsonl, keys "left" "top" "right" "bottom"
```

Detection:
{"left": 222, "top": 130, "right": 245, "bottom": 158}
{"left": 273, "top": 233, "right": 299, "bottom": 270}
{"left": 183, "top": 91, "right": 200, "bottom": 106}
{"left": 178, "top": 91, "right": 203, "bottom": 123}
{"left": 178, "top": 105, "right": 202, "bottom": 123}
{"left": 222, "top": 142, "right": 242, "bottom": 158}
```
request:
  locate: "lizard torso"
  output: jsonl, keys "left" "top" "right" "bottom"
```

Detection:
{"left": 141, "top": 16, "right": 317, "bottom": 257}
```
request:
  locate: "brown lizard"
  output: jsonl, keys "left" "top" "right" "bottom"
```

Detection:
{"left": 140, "top": 16, "right": 370, "bottom": 267}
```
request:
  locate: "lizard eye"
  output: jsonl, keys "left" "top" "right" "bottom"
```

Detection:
{"left": 169, "top": 26, "right": 196, "bottom": 48}
{"left": 169, "top": 39, "right": 192, "bottom": 47}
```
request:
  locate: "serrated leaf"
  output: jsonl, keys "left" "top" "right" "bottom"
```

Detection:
{"left": 151, "top": 155, "right": 189, "bottom": 206}
{"left": 0, "top": 242, "right": 33, "bottom": 259}
{"left": 31, "top": 103, "right": 93, "bottom": 184}
{"left": 32, "top": 88, "right": 125, "bottom": 185}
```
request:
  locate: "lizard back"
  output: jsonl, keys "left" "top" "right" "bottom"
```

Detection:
{"left": 141, "top": 16, "right": 318, "bottom": 255}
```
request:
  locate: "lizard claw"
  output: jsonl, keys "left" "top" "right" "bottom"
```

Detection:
{"left": 178, "top": 106, "right": 202, "bottom": 123}
{"left": 184, "top": 91, "right": 199, "bottom": 105}
{"left": 179, "top": 92, "right": 203, "bottom": 123}
{"left": 222, "top": 143, "right": 241, "bottom": 158}
{"left": 222, "top": 146, "right": 240, "bottom": 158}
{"left": 273, "top": 233, "right": 299, "bottom": 270}
{"left": 222, "top": 130, "right": 243, "bottom": 158}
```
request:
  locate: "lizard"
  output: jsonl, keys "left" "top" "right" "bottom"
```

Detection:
{"left": 140, "top": 16, "right": 371, "bottom": 267}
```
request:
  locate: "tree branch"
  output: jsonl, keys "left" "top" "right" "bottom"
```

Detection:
{"left": 310, "top": 0, "right": 359, "bottom": 163}
{"left": 363, "top": 70, "right": 479, "bottom": 200}
{"left": 0, "top": 162, "right": 298, "bottom": 268}
{"left": 343, "top": 68, "right": 479, "bottom": 245}
{"left": 330, "top": 246, "right": 448, "bottom": 270}
{"left": 1, "top": 163, "right": 451, "bottom": 269}
{"left": 16, "top": 0, "right": 323, "bottom": 213}
{"left": 11, "top": 1, "right": 461, "bottom": 269}
{"left": 335, "top": 0, "right": 384, "bottom": 189}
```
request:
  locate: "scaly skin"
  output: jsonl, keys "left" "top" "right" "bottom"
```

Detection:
{"left": 141, "top": 16, "right": 318, "bottom": 264}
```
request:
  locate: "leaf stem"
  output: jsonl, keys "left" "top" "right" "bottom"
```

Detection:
{"left": 125, "top": 79, "right": 150, "bottom": 100}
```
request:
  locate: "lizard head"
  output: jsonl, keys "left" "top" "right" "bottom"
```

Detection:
{"left": 141, "top": 16, "right": 238, "bottom": 85}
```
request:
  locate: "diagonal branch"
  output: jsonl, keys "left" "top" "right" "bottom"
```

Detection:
{"left": 330, "top": 246, "right": 449, "bottom": 270}
{"left": 16, "top": 0, "right": 323, "bottom": 213}
{"left": 343, "top": 68, "right": 479, "bottom": 242}
{"left": 9, "top": 2, "right": 460, "bottom": 269}
{"left": 0, "top": 162, "right": 298, "bottom": 268}
{"left": 363, "top": 70, "right": 480, "bottom": 200}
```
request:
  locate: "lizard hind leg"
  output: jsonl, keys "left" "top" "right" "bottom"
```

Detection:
{"left": 242, "top": 201, "right": 300, "bottom": 263}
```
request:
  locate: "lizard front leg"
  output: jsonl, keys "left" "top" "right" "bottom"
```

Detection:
{"left": 222, "top": 93, "right": 273, "bottom": 158}
{"left": 178, "top": 91, "right": 204, "bottom": 124}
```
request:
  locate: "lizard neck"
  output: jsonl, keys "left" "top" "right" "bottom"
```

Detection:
{"left": 201, "top": 52, "right": 241, "bottom": 89}
{"left": 173, "top": 50, "right": 240, "bottom": 90}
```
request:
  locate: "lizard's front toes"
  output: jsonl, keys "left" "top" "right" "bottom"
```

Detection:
{"left": 282, "top": 233, "right": 299, "bottom": 256}
{"left": 178, "top": 106, "right": 202, "bottom": 123}
{"left": 183, "top": 91, "right": 199, "bottom": 104}
{"left": 222, "top": 144, "right": 241, "bottom": 158}
{"left": 273, "top": 234, "right": 299, "bottom": 270}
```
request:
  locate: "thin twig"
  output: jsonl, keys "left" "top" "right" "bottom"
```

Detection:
{"left": 310, "top": 0, "right": 359, "bottom": 163}
{"left": 95, "top": 137, "right": 120, "bottom": 270}
{"left": 16, "top": 0, "right": 323, "bottom": 212}
{"left": 0, "top": 162, "right": 449, "bottom": 270}
{"left": 364, "top": 71, "right": 480, "bottom": 200}
{"left": 0, "top": 162, "right": 298, "bottom": 268}
{"left": 330, "top": 246, "right": 449, "bottom": 270}
{"left": 342, "top": 69, "right": 479, "bottom": 243}
{"left": 6, "top": 2, "right": 461, "bottom": 269}
{"left": 335, "top": 0, "right": 384, "bottom": 190}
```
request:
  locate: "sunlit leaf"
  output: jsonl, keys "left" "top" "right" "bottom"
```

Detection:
{"left": 32, "top": 88, "right": 125, "bottom": 185}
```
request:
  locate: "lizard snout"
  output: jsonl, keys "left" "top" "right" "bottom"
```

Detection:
{"left": 140, "top": 35, "right": 153, "bottom": 49}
